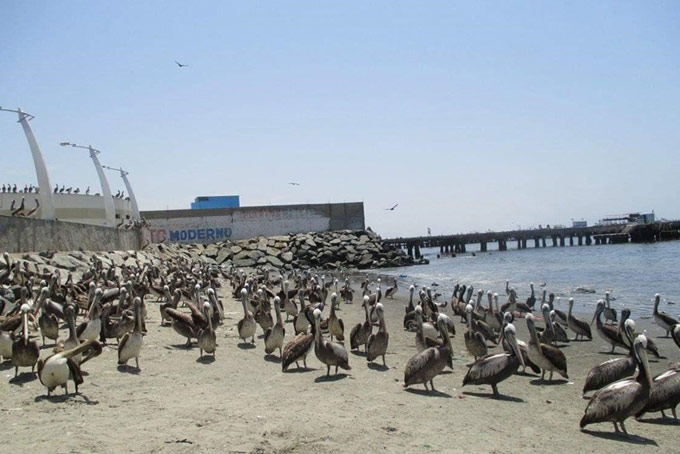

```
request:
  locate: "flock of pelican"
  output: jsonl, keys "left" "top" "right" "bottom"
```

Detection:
{"left": 1, "top": 251, "right": 679, "bottom": 437}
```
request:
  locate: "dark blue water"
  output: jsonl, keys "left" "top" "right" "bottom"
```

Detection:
{"left": 371, "top": 241, "right": 680, "bottom": 319}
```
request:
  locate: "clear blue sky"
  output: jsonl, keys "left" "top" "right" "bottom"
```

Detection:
{"left": 1, "top": 1, "right": 679, "bottom": 237}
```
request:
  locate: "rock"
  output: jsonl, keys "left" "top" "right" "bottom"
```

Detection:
{"left": 216, "top": 248, "right": 232, "bottom": 264}
{"left": 230, "top": 245, "right": 243, "bottom": 255}
{"left": 233, "top": 258, "right": 256, "bottom": 268}
{"left": 280, "top": 251, "right": 294, "bottom": 263}
{"left": 266, "top": 256, "right": 284, "bottom": 268}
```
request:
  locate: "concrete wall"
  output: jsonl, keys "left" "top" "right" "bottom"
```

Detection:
{"left": 141, "top": 202, "right": 365, "bottom": 244}
{"left": 0, "top": 192, "right": 134, "bottom": 226}
{"left": 0, "top": 215, "right": 141, "bottom": 253}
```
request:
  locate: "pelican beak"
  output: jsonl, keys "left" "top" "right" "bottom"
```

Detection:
{"left": 508, "top": 331, "right": 524, "bottom": 369}
{"left": 590, "top": 312, "right": 596, "bottom": 326}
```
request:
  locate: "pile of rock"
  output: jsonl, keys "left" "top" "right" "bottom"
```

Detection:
{"left": 147, "top": 229, "right": 421, "bottom": 270}
{"left": 5, "top": 230, "right": 422, "bottom": 277}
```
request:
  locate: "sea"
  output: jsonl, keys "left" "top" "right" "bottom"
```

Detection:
{"left": 369, "top": 240, "right": 680, "bottom": 321}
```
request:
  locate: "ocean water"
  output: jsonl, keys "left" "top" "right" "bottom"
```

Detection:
{"left": 370, "top": 241, "right": 680, "bottom": 320}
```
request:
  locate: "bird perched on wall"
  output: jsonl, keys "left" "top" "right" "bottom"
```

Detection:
{"left": 85, "top": 186, "right": 90, "bottom": 195}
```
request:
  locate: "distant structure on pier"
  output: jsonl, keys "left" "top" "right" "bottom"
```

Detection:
{"left": 191, "top": 195, "right": 240, "bottom": 210}
{"left": 598, "top": 212, "right": 655, "bottom": 226}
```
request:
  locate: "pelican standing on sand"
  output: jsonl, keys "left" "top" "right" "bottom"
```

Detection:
{"left": 636, "top": 362, "right": 680, "bottom": 421}
{"left": 568, "top": 298, "right": 592, "bottom": 341}
{"left": 464, "top": 304, "right": 487, "bottom": 360}
{"left": 37, "top": 339, "right": 102, "bottom": 396}
{"left": 404, "top": 313, "right": 453, "bottom": 392}
{"left": 653, "top": 293, "right": 678, "bottom": 337}
{"left": 350, "top": 295, "right": 373, "bottom": 352}
{"left": 265, "top": 296, "right": 285, "bottom": 358}
{"left": 12, "top": 304, "right": 40, "bottom": 377}
{"left": 603, "top": 291, "right": 617, "bottom": 324}
{"left": 583, "top": 319, "right": 637, "bottom": 396}
{"left": 197, "top": 301, "right": 217, "bottom": 358}
{"left": 463, "top": 322, "right": 525, "bottom": 396}
{"left": 580, "top": 335, "right": 652, "bottom": 434}
{"left": 366, "top": 303, "right": 389, "bottom": 366}
{"left": 281, "top": 312, "right": 314, "bottom": 371}
{"left": 238, "top": 288, "right": 257, "bottom": 344}
{"left": 526, "top": 313, "right": 568, "bottom": 381}
{"left": 592, "top": 300, "right": 627, "bottom": 353}
{"left": 328, "top": 293, "right": 344, "bottom": 342}
{"left": 118, "top": 297, "right": 145, "bottom": 368}
{"left": 313, "top": 308, "right": 351, "bottom": 376}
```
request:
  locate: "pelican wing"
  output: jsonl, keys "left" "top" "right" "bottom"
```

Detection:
{"left": 541, "top": 343, "right": 568, "bottom": 374}
{"left": 464, "top": 353, "right": 510, "bottom": 384}
{"left": 281, "top": 333, "right": 313, "bottom": 370}
{"left": 583, "top": 357, "right": 636, "bottom": 393}
{"left": 165, "top": 308, "right": 195, "bottom": 327}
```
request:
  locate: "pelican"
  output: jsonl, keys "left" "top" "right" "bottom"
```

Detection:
{"left": 673, "top": 324, "right": 680, "bottom": 351}
{"left": 366, "top": 303, "right": 389, "bottom": 366}
{"left": 464, "top": 304, "right": 487, "bottom": 360}
{"left": 485, "top": 291, "right": 502, "bottom": 333}
{"left": 160, "top": 287, "right": 180, "bottom": 326}
{"left": 636, "top": 363, "right": 680, "bottom": 421}
{"left": 118, "top": 297, "right": 144, "bottom": 368}
{"left": 583, "top": 319, "right": 637, "bottom": 396}
{"left": 592, "top": 300, "right": 626, "bottom": 353}
{"left": 254, "top": 289, "right": 274, "bottom": 332}
{"left": 463, "top": 322, "right": 525, "bottom": 396}
{"left": 619, "top": 309, "right": 660, "bottom": 358}
{"left": 264, "top": 296, "right": 285, "bottom": 358}
{"left": 414, "top": 306, "right": 438, "bottom": 352}
{"left": 603, "top": 291, "right": 617, "bottom": 324}
{"left": 526, "top": 283, "right": 536, "bottom": 309}
{"left": 328, "top": 293, "right": 344, "bottom": 342}
{"left": 580, "top": 335, "right": 652, "bottom": 434}
{"left": 653, "top": 293, "right": 678, "bottom": 337}
{"left": 500, "top": 312, "right": 541, "bottom": 375}
{"left": 550, "top": 295, "right": 568, "bottom": 326}
{"left": 384, "top": 280, "right": 398, "bottom": 299}
{"left": 61, "top": 305, "right": 82, "bottom": 364}
{"left": 197, "top": 301, "right": 216, "bottom": 358}
{"left": 281, "top": 312, "right": 314, "bottom": 371}
{"left": 282, "top": 281, "right": 298, "bottom": 321}
{"left": 238, "top": 288, "right": 257, "bottom": 344}
{"left": 350, "top": 296, "right": 372, "bottom": 351}
{"left": 37, "top": 339, "right": 102, "bottom": 396}
{"left": 567, "top": 298, "right": 592, "bottom": 341}
{"left": 77, "top": 288, "right": 103, "bottom": 341}
{"left": 12, "top": 304, "right": 40, "bottom": 377}
{"left": 313, "top": 308, "right": 350, "bottom": 376}
{"left": 37, "top": 288, "right": 59, "bottom": 346}
{"left": 293, "top": 289, "right": 309, "bottom": 335}
{"left": 549, "top": 310, "right": 570, "bottom": 344}
{"left": 526, "top": 313, "right": 568, "bottom": 381}
{"left": 403, "top": 313, "right": 453, "bottom": 391}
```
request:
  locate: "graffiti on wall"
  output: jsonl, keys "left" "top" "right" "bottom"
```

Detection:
{"left": 149, "top": 227, "right": 232, "bottom": 243}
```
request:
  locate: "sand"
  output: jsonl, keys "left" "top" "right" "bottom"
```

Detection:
{"left": 2, "top": 277, "right": 679, "bottom": 454}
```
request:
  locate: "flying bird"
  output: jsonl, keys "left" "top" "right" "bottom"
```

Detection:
{"left": 174, "top": 60, "right": 189, "bottom": 68}
{"left": 288, "top": 182, "right": 300, "bottom": 186}
{"left": 385, "top": 203, "right": 399, "bottom": 211}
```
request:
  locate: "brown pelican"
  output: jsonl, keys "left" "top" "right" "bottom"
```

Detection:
{"left": 567, "top": 298, "right": 592, "bottom": 341}
{"left": 350, "top": 296, "right": 373, "bottom": 352}
{"left": 77, "top": 288, "right": 103, "bottom": 341}
{"left": 366, "top": 303, "right": 389, "bottom": 366}
{"left": 500, "top": 288, "right": 532, "bottom": 317}
{"left": 264, "top": 296, "right": 285, "bottom": 358}
{"left": 118, "top": 297, "right": 144, "bottom": 368}
{"left": 165, "top": 304, "right": 198, "bottom": 347}
{"left": 414, "top": 306, "right": 438, "bottom": 352}
{"left": 592, "top": 300, "right": 627, "bottom": 353}
{"left": 197, "top": 301, "right": 216, "bottom": 358}
{"left": 328, "top": 293, "right": 344, "bottom": 342}
{"left": 500, "top": 312, "right": 541, "bottom": 375}
{"left": 463, "top": 322, "right": 525, "bottom": 396}
{"left": 384, "top": 280, "right": 398, "bottom": 299}
{"left": 254, "top": 289, "right": 274, "bottom": 332}
{"left": 526, "top": 313, "right": 568, "bottom": 381}
{"left": 526, "top": 283, "right": 536, "bottom": 310}
{"left": 313, "top": 308, "right": 351, "bottom": 376}
{"left": 37, "top": 339, "right": 102, "bottom": 396}
{"left": 403, "top": 313, "right": 453, "bottom": 392}
{"left": 12, "top": 304, "right": 40, "bottom": 377}
{"left": 636, "top": 363, "right": 680, "bottom": 421}
{"left": 485, "top": 291, "right": 502, "bottom": 333}
{"left": 60, "top": 305, "right": 82, "bottom": 364}
{"left": 653, "top": 293, "right": 678, "bottom": 337}
{"left": 293, "top": 289, "right": 309, "bottom": 335}
{"left": 549, "top": 310, "right": 570, "bottom": 344}
{"left": 281, "top": 313, "right": 314, "bottom": 371}
{"left": 464, "top": 304, "right": 487, "bottom": 360}
{"left": 282, "top": 281, "right": 298, "bottom": 321}
{"left": 37, "top": 288, "right": 59, "bottom": 346}
{"left": 603, "top": 291, "right": 617, "bottom": 324}
{"left": 159, "top": 287, "right": 180, "bottom": 326}
{"left": 238, "top": 288, "right": 257, "bottom": 343}
{"left": 580, "top": 335, "right": 652, "bottom": 434}
{"left": 0, "top": 326, "right": 13, "bottom": 361}
{"left": 583, "top": 319, "right": 637, "bottom": 396}
{"left": 619, "top": 309, "right": 660, "bottom": 358}
{"left": 550, "top": 295, "right": 568, "bottom": 326}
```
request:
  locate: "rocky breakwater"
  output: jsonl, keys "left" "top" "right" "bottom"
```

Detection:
{"left": 148, "top": 229, "right": 423, "bottom": 271}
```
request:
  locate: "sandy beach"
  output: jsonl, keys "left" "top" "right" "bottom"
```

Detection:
{"left": 2, "top": 276, "right": 679, "bottom": 454}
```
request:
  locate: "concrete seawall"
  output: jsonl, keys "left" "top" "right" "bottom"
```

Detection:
{"left": 141, "top": 202, "right": 365, "bottom": 244}
{"left": 0, "top": 215, "right": 141, "bottom": 253}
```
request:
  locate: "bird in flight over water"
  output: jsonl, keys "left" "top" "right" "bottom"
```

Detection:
{"left": 288, "top": 182, "right": 301, "bottom": 186}
{"left": 174, "top": 60, "right": 189, "bottom": 68}
{"left": 385, "top": 203, "right": 399, "bottom": 211}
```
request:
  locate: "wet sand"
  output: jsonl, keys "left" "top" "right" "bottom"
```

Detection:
{"left": 2, "top": 279, "right": 679, "bottom": 453}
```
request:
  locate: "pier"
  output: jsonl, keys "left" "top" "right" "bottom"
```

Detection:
{"left": 385, "top": 221, "right": 680, "bottom": 259}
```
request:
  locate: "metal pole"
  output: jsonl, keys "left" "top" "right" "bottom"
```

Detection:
{"left": 0, "top": 107, "right": 55, "bottom": 219}
{"left": 87, "top": 146, "right": 116, "bottom": 227}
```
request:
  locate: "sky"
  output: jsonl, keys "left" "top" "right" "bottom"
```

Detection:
{"left": 1, "top": 1, "right": 679, "bottom": 237}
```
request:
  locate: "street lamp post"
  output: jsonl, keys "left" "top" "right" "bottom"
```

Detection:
{"left": 0, "top": 107, "right": 55, "bottom": 219}
{"left": 60, "top": 142, "right": 116, "bottom": 227}
{"left": 102, "top": 165, "right": 141, "bottom": 222}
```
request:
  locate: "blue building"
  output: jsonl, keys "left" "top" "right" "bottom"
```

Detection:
{"left": 191, "top": 195, "right": 240, "bottom": 210}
